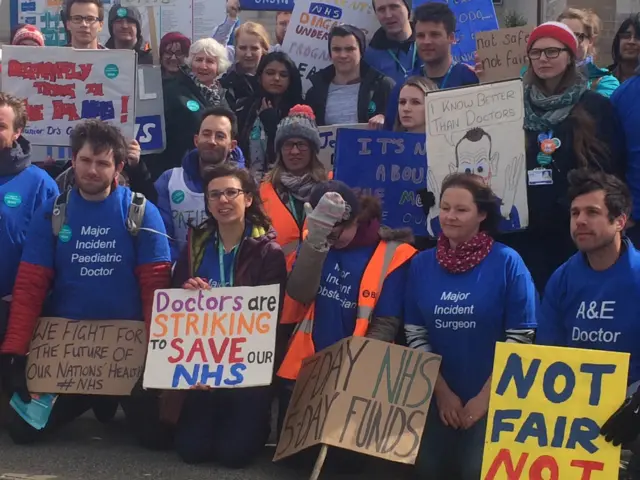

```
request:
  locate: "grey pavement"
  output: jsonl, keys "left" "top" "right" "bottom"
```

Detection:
{"left": 0, "top": 412, "right": 411, "bottom": 480}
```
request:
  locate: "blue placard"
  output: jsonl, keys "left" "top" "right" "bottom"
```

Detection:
{"left": 135, "top": 115, "right": 164, "bottom": 153}
{"left": 412, "top": 0, "right": 498, "bottom": 65}
{"left": 239, "top": 0, "right": 294, "bottom": 11}
{"left": 334, "top": 129, "right": 428, "bottom": 236}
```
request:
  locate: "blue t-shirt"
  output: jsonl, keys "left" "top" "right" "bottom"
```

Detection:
{"left": 429, "top": 200, "right": 520, "bottom": 237}
{"left": 0, "top": 165, "right": 58, "bottom": 298}
{"left": 405, "top": 243, "right": 537, "bottom": 403}
{"left": 537, "top": 240, "right": 640, "bottom": 385}
{"left": 313, "top": 244, "right": 408, "bottom": 351}
{"left": 22, "top": 187, "right": 171, "bottom": 321}
{"left": 196, "top": 239, "right": 237, "bottom": 288}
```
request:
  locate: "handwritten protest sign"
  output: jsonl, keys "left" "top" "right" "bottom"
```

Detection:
{"left": 412, "top": 0, "right": 498, "bottom": 65}
{"left": 274, "top": 337, "right": 441, "bottom": 463}
{"left": 318, "top": 123, "right": 367, "bottom": 171}
{"left": 143, "top": 285, "right": 280, "bottom": 390}
{"left": 282, "top": 0, "right": 379, "bottom": 91}
{"left": 334, "top": 129, "right": 428, "bottom": 236}
{"left": 1, "top": 46, "right": 136, "bottom": 146}
{"left": 26, "top": 317, "right": 146, "bottom": 395}
{"left": 424, "top": 79, "right": 527, "bottom": 236}
{"left": 482, "top": 343, "right": 629, "bottom": 479}
{"left": 476, "top": 27, "right": 533, "bottom": 83}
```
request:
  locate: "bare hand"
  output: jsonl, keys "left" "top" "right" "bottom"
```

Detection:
{"left": 460, "top": 390, "right": 489, "bottom": 429}
{"left": 189, "top": 382, "right": 214, "bottom": 391}
{"left": 183, "top": 277, "right": 211, "bottom": 290}
{"left": 368, "top": 114, "right": 385, "bottom": 130}
{"left": 127, "top": 139, "right": 141, "bottom": 168}
{"left": 474, "top": 52, "right": 484, "bottom": 75}
{"left": 259, "top": 98, "right": 272, "bottom": 113}
{"left": 226, "top": 0, "right": 240, "bottom": 19}
{"left": 435, "top": 383, "right": 464, "bottom": 429}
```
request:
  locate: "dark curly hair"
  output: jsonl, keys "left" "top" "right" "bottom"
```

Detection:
{"left": 69, "top": 119, "right": 127, "bottom": 167}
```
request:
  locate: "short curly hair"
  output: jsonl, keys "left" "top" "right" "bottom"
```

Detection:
{"left": 69, "top": 119, "right": 127, "bottom": 167}
{"left": 0, "top": 93, "right": 28, "bottom": 132}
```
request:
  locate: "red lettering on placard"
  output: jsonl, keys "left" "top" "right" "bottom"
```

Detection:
{"left": 484, "top": 449, "right": 528, "bottom": 479}
{"left": 24, "top": 100, "right": 44, "bottom": 121}
{"left": 8, "top": 60, "right": 93, "bottom": 82}
{"left": 52, "top": 101, "right": 80, "bottom": 121}
{"left": 85, "top": 83, "right": 104, "bottom": 96}
{"left": 33, "top": 81, "right": 76, "bottom": 99}
{"left": 570, "top": 460, "right": 605, "bottom": 480}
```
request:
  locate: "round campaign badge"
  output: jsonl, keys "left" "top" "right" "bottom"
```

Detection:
{"left": 59, "top": 225, "right": 72, "bottom": 243}
{"left": 537, "top": 132, "right": 550, "bottom": 143}
{"left": 540, "top": 139, "right": 557, "bottom": 155}
{"left": 186, "top": 100, "right": 200, "bottom": 112}
{"left": 368, "top": 101, "right": 376, "bottom": 114}
{"left": 3, "top": 192, "right": 22, "bottom": 208}
{"left": 551, "top": 138, "right": 562, "bottom": 149}
{"left": 250, "top": 125, "right": 260, "bottom": 140}
{"left": 104, "top": 64, "right": 120, "bottom": 79}
{"left": 172, "top": 190, "right": 185, "bottom": 204}
{"left": 117, "top": 7, "right": 128, "bottom": 18}
{"left": 536, "top": 152, "right": 552, "bottom": 166}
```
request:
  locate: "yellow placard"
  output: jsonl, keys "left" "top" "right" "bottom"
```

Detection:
{"left": 481, "top": 343, "right": 629, "bottom": 480}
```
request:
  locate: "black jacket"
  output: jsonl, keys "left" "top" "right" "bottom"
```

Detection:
{"left": 220, "top": 69, "right": 260, "bottom": 112}
{"left": 305, "top": 63, "right": 395, "bottom": 126}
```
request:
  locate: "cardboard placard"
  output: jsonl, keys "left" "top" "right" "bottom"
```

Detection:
{"left": 26, "top": 317, "right": 147, "bottom": 395}
{"left": 481, "top": 343, "right": 629, "bottom": 479}
{"left": 476, "top": 26, "right": 534, "bottom": 83}
{"left": 1, "top": 46, "right": 136, "bottom": 146}
{"left": 143, "top": 285, "right": 280, "bottom": 390}
{"left": 318, "top": 124, "right": 367, "bottom": 171}
{"left": 274, "top": 337, "right": 441, "bottom": 464}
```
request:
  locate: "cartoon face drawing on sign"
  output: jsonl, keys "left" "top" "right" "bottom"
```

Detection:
{"left": 426, "top": 127, "right": 525, "bottom": 237}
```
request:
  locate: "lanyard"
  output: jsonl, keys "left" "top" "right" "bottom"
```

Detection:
{"left": 288, "top": 195, "right": 300, "bottom": 224}
{"left": 387, "top": 44, "right": 417, "bottom": 77}
{"left": 218, "top": 240, "right": 238, "bottom": 287}
{"left": 438, "top": 62, "right": 454, "bottom": 89}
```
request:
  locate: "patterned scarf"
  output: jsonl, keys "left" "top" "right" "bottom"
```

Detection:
{"left": 280, "top": 172, "right": 316, "bottom": 201}
{"left": 523, "top": 81, "right": 587, "bottom": 132}
{"left": 436, "top": 232, "right": 494, "bottom": 274}
{"left": 188, "top": 70, "right": 224, "bottom": 107}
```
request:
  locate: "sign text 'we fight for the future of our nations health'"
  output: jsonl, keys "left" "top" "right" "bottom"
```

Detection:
{"left": 274, "top": 337, "right": 441, "bottom": 464}
{"left": 481, "top": 343, "right": 629, "bottom": 480}
{"left": 142, "top": 285, "right": 280, "bottom": 390}
{"left": 0, "top": 46, "right": 136, "bottom": 146}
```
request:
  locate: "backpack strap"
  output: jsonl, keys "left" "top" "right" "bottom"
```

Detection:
{"left": 51, "top": 189, "right": 72, "bottom": 237}
{"left": 126, "top": 192, "right": 147, "bottom": 236}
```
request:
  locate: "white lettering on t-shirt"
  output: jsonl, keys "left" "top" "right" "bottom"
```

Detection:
{"left": 71, "top": 224, "right": 122, "bottom": 277}
{"left": 440, "top": 291, "right": 471, "bottom": 302}
{"left": 575, "top": 300, "right": 616, "bottom": 320}
{"left": 432, "top": 291, "right": 476, "bottom": 330}
{"left": 434, "top": 319, "right": 477, "bottom": 330}
{"left": 572, "top": 327, "right": 621, "bottom": 343}
{"left": 318, "top": 262, "right": 356, "bottom": 309}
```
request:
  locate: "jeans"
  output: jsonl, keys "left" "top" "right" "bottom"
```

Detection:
{"left": 415, "top": 405, "right": 487, "bottom": 480}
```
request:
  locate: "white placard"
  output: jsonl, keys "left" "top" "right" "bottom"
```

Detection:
{"left": 1, "top": 46, "right": 136, "bottom": 146}
{"left": 424, "top": 79, "right": 528, "bottom": 235}
{"left": 282, "top": 0, "right": 379, "bottom": 92}
{"left": 318, "top": 123, "right": 367, "bottom": 171}
{"left": 143, "top": 285, "right": 281, "bottom": 390}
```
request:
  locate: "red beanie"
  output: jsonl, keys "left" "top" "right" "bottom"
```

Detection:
{"left": 159, "top": 32, "right": 191, "bottom": 57}
{"left": 527, "top": 21, "right": 578, "bottom": 57}
{"left": 12, "top": 25, "right": 45, "bottom": 47}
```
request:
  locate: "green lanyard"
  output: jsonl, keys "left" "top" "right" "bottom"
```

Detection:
{"left": 218, "top": 240, "right": 238, "bottom": 287}
{"left": 288, "top": 195, "right": 304, "bottom": 225}
{"left": 387, "top": 44, "right": 417, "bottom": 78}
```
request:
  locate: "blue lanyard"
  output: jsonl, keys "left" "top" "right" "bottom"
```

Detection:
{"left": 218, "top": 240, "right": 238, "bottom": 287}
{"left": 387, "top": 44, "right": 417, "bottom": 77}
{"left": 438, "top": 62, "right": 455, "bottom": 89}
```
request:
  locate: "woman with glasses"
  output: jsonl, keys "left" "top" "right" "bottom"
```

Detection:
{"left": 159, "top": 32, "right": 191, "bottom": 78}
{"left": 557, "top": 8, "right": 619, "bottom": 97}
{"left": 236, "top": 51, "right": 304, "bottom": 182}
{"left": 498, "top": 22, "right": 625, "bottom": 293}
{"left": 139, "top": 164, "right": 287, "bottom": 466}
{"left": 609, "top": 14, "right": 640, "bottom": 84}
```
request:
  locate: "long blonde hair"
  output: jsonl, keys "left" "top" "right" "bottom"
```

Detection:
{"left": 393, "top": 76, "right": 438, "bottom": 132}
{"left": 557, "top": 8, "right": 601, "bottom": 58}
{"left": 234, "top": 22, "right": 271, "bottom": 53}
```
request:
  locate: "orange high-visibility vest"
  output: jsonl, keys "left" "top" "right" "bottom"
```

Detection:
{"left": 277, "top": 239, "right": 417, "bottom": 380}
{"left": 260, "top": 181, "right": 308, "bottom": 324}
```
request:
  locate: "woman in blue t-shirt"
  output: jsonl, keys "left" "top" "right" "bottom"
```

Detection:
{"left": 404, "top": 173, "right": 537, "bottom": 480}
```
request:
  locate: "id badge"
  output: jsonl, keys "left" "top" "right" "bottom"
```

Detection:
{"left": 528, "top": 168, "right": 553, "bottom": 186}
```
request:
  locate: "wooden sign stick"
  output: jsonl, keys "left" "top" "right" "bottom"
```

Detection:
{"left": 309, "top": 444, "right": 329, "bottom": 480}
{"left": 147, "top": 6, "right": 160, "bottom": 65}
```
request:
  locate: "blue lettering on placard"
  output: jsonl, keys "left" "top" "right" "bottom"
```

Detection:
{"left": 333, "top": 130, "right": 428, "bottom": 236}
{"left": 542, "top": 362, "right": 575, "bottom": 404}
{"left": 490, "top": 409, "right": 521, "bottom": 442}
{"left": 81, "top": 100, "right": 115, "bottom": 121}
{"left": 495, "top": 353, "right": 540, "bottom": 398}
{"left": 21, "top": 2, "right": 37, "bottom": 12}
{"left": 580, "top": 363, "right": 616, "bottom": 406}
{"left": 135, "top": 115, "right": 164, "bottom": 152}
{"left": 239, "top": 0, "right": 294, "bottom": 11}
{"left": 309, "top": 2, "right": 342, "bottom": 19}
{"left": 171, "top": 363, "right": 246, "bottom": 387}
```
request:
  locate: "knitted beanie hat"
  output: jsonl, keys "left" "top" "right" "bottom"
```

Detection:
{"left": 12, "top": 25, "right": 45, "bottom": 46}
{"left": 275, "top": 105, "right": 322, "bottom": 153}
{"left": 108, "top": 5, "right": 143, "bottom": 37}
{"left": 159, "top": 31, "right": 192, "bottom": 57}
{"left": 527, "top": 21, "right": 578, "bottom": 57}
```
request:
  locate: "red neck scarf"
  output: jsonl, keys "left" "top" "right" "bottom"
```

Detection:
{"left": 436, "top": 231, "right": 494, "bottom": 274}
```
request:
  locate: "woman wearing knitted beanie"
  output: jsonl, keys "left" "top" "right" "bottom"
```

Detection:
{"left": 498, "top": 21, "right": 625, "bottom": 293}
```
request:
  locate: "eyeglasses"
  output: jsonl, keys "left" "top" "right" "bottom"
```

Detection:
{"left": 619, "top": 31, "right": 640, "bottom": 40}
{"left": 207, "top": 188, "right": 245, "bottom": 201}
{"left": 162, "top": 51, "right": 186, "bottom": 59}
{"left": 69, "top": 15, "right": 101, "bottom": 25}
{"left": 282, "top": 141, "right": 310, "bottom": 152}
{"left": 573, "top": 32, "right": 588, "bottom": 43}
{"left": 528, "top": 47, "right": 569, "bottom": 60}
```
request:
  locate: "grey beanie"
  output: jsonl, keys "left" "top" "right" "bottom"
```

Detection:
{"left": 275, "top": 105, "right": 322, "bottom": 153}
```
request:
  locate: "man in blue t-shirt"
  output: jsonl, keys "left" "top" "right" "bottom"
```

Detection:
{"left": 536, "top": 169, "right": 640, "bottom": 454}
{"left": 383, "top": 2, "right": 479, "bottom": 130}
{"left": 0, "top": 119, "right": 172, "bottom": 445}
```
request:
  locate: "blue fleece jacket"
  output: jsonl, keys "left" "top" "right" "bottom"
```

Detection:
{"left": 154, "top": 146, "right": 245, "bottom": 260}
{"left": 384, "top": 62, "right": 479, "bottom": 130}
{"left": 0, "top": 137, "right": 59, "bottom": 298}
{"left": 611, "top": 74, "right": 640, "bottom": 219}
